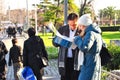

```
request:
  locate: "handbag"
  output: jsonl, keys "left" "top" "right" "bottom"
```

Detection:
{"left": 17, "top": 66, "right": 37, "bottom": 80}
{"left": 35, "top": 36, "right": 48, "bottom": 67}
{"left": 100, "top": 45, "right": 112, "bottom": 66}
{"left": 41, "top": 57, "right": 48, "bottom": 67}
{"left": 36, "top": 54, "right": 48, "bottom": 67}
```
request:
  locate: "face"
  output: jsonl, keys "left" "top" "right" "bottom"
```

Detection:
{"left": 68, "top": 19, "right": 78, "bottom": 30}
{"left": 78, "top": 24, "right": 86, "bottom": 32}
{"left": 77, "top": 24, "right": 86, "bottom": 37}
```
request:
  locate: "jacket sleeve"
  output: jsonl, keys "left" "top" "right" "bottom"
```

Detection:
{"left": 19, "top": 46, "right": 23, "bottom": 62}
{"left": 52, "top": 26, "right": 63, "bottom": 47}
{"left": 2, "top": 42, "right": 8, "bottom": 54}
{"left": 8, "top": 48, "right": 12, "bottom": 66}
{"left": 23, "top": 41, "right": 28, "bottom": 67}
{"left": 74, "top": 31, "right": 95, "bottom": 53}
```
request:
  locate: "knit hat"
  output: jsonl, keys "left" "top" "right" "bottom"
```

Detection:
{"left": 78, "top": 14, "right": 93, "bottom": 26}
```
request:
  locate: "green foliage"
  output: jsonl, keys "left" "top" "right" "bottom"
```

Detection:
{"left": 99, "top": 6, "right": 115, "bottom": 19}
{"left": 101, "top": 71, "right": 109, "bottom": 80}
{"left": 83, "top": 6, "right": 92, "bottom": 14}
{"left": 43, "top": 5, "right": 61, "bottom": 22}
{"left": 105, "top": 44, "right": 120, "bottom": 70}
{"left": 46, "top": 47, "right": 58, "bottom": 59}
{"left": 67, "top": 0, "right": 79, "bottom": 13}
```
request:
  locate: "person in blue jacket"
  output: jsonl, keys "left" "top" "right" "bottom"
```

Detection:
{"left": 74, "top": 14, "right": 102, "bottom": 80}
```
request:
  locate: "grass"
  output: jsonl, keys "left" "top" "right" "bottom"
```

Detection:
{"left": 38, "top": 32, "right": 120, "bottom": 47}
{"left": 38, "top": 33, "right": 58, "bottom": 59}
{"left": 102, "top": 31, "right": 120, "bottom": 44}
{"left": 38, "top": 33, "right": 54, "bottom": 47}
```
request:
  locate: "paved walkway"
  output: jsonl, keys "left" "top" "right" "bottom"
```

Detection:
{"left": 2, "top": 33, "right": 60, "bottom": 80}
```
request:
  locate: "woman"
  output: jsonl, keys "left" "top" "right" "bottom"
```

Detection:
{"left": 23, "top": 27, "right": 48, "bottom": 80}
{"left": 74, "top": 14, "right": 102, "bottom": 80}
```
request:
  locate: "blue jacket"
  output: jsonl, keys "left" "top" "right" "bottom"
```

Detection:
{"left": 74, "top": 24, "right": 102, "bottom": 80}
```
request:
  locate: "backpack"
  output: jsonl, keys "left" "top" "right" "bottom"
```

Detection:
{"left": 100, "top": 45, "right": 112, "bottom": 66}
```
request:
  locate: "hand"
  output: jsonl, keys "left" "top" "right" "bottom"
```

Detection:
{"left": 74, "top": 36, "right": 83, "bottom": 49}
{"left": 79, "top": 30, "right": 85, "bottom": 38}
{"left": 71, "top": 42, "right": 77, "bottom": 49}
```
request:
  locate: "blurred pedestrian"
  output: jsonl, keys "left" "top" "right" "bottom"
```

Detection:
{"left": 8, "top": 38, "right": 23, "bottom": 80}
{"left": 23, "top": 27, "right": 48, "bottom": 80}
{"left": 74, "top": 14, "right": 102, "bottom": 80}
{"left": 0, "top": 41, "right": 8, "bottom": 80}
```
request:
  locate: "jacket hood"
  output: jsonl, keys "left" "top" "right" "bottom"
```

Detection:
{"left": 85, "top": 24, "right": 101, "bottom": 34}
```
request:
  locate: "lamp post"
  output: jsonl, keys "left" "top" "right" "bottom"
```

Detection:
{"left": 34, "top": 4, "right": 38, "bottom": 35}
{"left": 64, "top": 0, "right": 68, "bottom": 25}
{"left": 32, "top": 4, "right": 38, "bottom": 35}
{"left": 8, "top": 6, "right": 10, "bottom": 21}
{"left": 26, "top": 0, "right": 29, "bottom": 29}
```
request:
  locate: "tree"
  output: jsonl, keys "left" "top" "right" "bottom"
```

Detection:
{"left": 37, "top": 0, "right": 79, "bottom": 27}
{"left": 99, "top": 6, "right": 115, "bottom": 26}
{"left": 79, "top": 0, "right": 94, "bottom": 16}
{"left": 115, "top": 10, "right": 120, "bottom": 20}
{"left": 106, "top": 6, "right": 115, "bottom": 25}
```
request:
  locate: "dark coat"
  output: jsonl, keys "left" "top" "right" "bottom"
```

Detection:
{"left": 23, "top": 36, "right": 48, "bottom": 69}
{"left": 0, "top": 41, "right": 8, "bottom": 65}
{"left": 52, "top": 25, "right": 79, "bottom": 76}
{"left": 8, "top": 45, "right": 22, "bottom": 66}
{"left": 0, "top": 41, "right": 8, "bottom": 80}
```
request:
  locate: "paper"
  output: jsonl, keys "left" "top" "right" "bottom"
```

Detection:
{"left": 48, "top": 22, "right": 74, "bottom": 42}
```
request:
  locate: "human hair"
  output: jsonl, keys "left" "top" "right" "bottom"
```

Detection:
{"left": 67, "top": 13, "right": 78, "bottom": 20}
{"left": 27, "top": 27, "right": 36, "bottom": 37}
{"left": 12, "top": 38, "right": 17, "bottom": 45}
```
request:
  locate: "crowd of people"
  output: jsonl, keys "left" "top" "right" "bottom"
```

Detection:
{"left": 0, "top": 12, "right": 103, "bottom": 80}
{"left": 6, "top": 26, "right": 23, "bottom": 38}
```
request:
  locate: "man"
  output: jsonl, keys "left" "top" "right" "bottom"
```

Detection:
{"left": 23, "top": 27, "right": 48, "bottom": 80}
{"left": 8, "top": 38, "right": 22, "bottom": 80}
{"left": 52, "top": 13, "right": 80, "bottom": 80}
{"left": 74, "top": 14, "right": 102, "bottom": 80}
{"left": 0, "top": 41, "right": 8, "bottom": 80}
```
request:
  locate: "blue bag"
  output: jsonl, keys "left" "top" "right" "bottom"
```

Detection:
{"left": 22, "top": 67, "right": 37, "bottom": 80}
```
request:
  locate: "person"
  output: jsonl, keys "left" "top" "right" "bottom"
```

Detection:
{"left": 6, "top": 26, "right": 12, "bottom": 38}
{"left": 52, "top": 13, "right": 80, "bottom": 80}
{"left": 74, "top": 14, "right": 102, "bottom": 80}
{"left": 0, "top": 41, "right": 8, "bottom": 80}
{"left": 11, "top": 27, "right": 17, "bottom": 38}
{"left": 8, "top": 38, "right": 23, "bottom": 80}
{"left": 17, "top": 26, "right": 23, "bottom": 35}
{"left": 23, "top": 27, "right": 48, "bottom": 80}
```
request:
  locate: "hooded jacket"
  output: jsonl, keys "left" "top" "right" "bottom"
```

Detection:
{"left": 74, "top": 24, "right": 102, "bottom": 80}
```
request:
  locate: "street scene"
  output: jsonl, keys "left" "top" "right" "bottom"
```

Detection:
{"left": 1, "top": 32, "right": 60, "bottom": 80}
{"left": 0, "top": 0, "right": 120, "bottom": 80}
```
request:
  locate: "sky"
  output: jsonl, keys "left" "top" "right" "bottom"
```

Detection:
{"left": 4, "top": 0, "right": 120, "bottom": 14}
{"left": 75, "top": 0, "right": 120, "bottom": 14}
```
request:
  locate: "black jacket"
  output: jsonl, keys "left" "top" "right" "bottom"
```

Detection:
{"left": 23, "top": 36, "right": 48, "bottom": 69}
{"left": 0, "top": 41, "right": 8, "bottom": 66}
{"left": 52, "top": 25, "right": 79, "bottom": 75}
{"left": 8, "top": 45, "right": 22, "bottom": 66}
